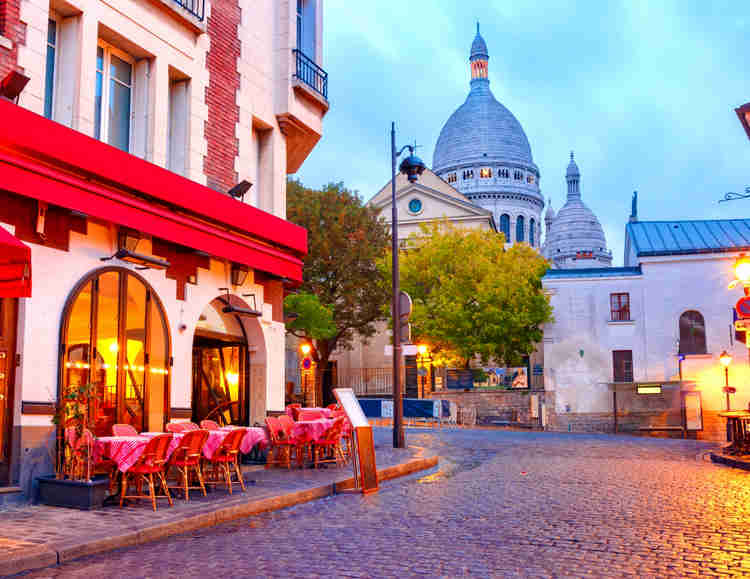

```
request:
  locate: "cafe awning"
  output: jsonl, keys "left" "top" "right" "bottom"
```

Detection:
{"left": 0, "top": 226, "right": 31, "bottom": 297}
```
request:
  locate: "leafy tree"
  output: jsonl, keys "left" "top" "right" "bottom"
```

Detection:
{"left": 383, "top": 221, "right": 552, "bottom": 368}
{"left": 284, "top": 292, "right": 336, "bottom": 340}
{"left": 286, "top": 179, "right": 391, "bottom": 403}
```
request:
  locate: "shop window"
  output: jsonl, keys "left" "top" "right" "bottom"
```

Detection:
{"left": 610, "top": 293, "right": 630, "bottom": 321}
{"left": 60, "top": 268, "right": 170, "bottom": 436}
{"left": 679, "top": 310, "right": 707, "bottom": 355}
{"left": 613, "top": 350, "right": 633, "bottom": 382}
{"left": 516, "top": 215, "right": 525, "bottom": 242}
{"left": 95, "top": 41, "right": 134, "bottom": 152}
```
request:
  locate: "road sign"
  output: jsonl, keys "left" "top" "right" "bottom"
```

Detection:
{"left": 735, "top": 319, "right": 750, "bottom": 331}
{"left": 736, "top": 296, "right": 750, "bottom": 318}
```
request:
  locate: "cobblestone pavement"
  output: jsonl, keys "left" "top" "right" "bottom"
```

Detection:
{"left": 20, "top": 428, "right": 750, "bottom": 578}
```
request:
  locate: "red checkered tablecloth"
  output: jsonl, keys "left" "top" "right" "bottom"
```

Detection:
{"left": 291, "top": 419, "right": 335, "bottom": 443}
{"left": 220, "top": 426, "right": 269, "bottom": 453}
{"left": 94, "top": 435, "right": 180, "bottom": 473}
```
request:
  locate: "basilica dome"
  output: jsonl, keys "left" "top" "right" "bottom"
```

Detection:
{"left": 543, "top": 153, "right": 612, "bottom": 269}
{"left": 431, "top": 24, "right": 543, "bottom": 247}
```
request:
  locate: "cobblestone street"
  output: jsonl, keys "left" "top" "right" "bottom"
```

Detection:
{"left": 19, "top": 428, "right": 750, "bottom": 578}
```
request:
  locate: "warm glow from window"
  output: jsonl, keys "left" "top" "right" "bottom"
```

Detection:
{"left": 479, "top": 168, "right": 492, "bottom": 178}
{"left": 226, "top": 372, "right": 239, "bottom": 387}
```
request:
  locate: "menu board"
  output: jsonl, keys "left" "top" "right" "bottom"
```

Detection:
{"left": 333, "top": 388, "right": 378, "bottom": 494}
{"left": 333, "top": 388, "right": 369, "bottom": 427}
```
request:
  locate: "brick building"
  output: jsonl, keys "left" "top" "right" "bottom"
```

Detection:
{"left": 0, "top": 0, "right": 328, "bottom": 496}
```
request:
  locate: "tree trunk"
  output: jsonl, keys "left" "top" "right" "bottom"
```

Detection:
{"left": 313, "top": 341, "right": 336, "bottom": 407}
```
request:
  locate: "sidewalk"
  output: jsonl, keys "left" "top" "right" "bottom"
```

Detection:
{"left": 0, "top": 432, "right": 438, "bottom": 577}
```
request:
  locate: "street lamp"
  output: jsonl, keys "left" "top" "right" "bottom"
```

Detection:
{"left": 391, "top": 122, "right": 425, "bottom": 449}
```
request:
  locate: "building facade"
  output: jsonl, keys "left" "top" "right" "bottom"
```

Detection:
{"left": 432, "top": 24, "right": 543, "bottom": 248}
{"left": 543, "top": 210, "right": 750, "bottom": 441}
{"left": 0, "top": 0, "right": 328, "bottom": 495}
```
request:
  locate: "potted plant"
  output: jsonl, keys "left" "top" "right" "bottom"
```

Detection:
{"left": 37, "top": 382, "right": 110, "bottom": 509}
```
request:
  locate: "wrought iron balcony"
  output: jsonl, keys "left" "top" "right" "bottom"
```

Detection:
{"left": 293, "top": 49, "right": 328, "bottom": 100}
{"left": 172, "top": 0, "right": 204, "bottom": 21}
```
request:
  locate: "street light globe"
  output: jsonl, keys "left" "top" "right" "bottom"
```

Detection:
{"left": 417, "top": 344, "right": 428, "bottom": 356}
{"left": 399, "top": 153, "right": 426, "bottom": 183}
{"left": 735, "top": 257, "right": 750, "bottom": 285}
{"left": 719, "top": 350, "right": 732, "bottom": 367}
{"left": 300, "top": 343, "right": 311, "bottom": 356}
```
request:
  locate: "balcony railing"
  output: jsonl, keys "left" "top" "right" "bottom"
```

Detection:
{"left": 293, "top": 49, "right": 328, "bottom": 100}
{"left": 172, "top": 0, "right": 204, "bottom": 21}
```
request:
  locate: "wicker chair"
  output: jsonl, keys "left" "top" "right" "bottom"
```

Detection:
{"left": 204, "top": 428, "right": 246, "bottom": 494}
{"left": 279, "top": 414, "right": 308, "bottom": 466}
{"left": 119, "top": 433, "right": 174, "bottom": 511}
{"left": 200, "top": 419, "right": 220, "bottom": 430}
{"left": 312, "top": 417, "right": 347, "bottom": 468}
{"left": 265, "top": 416, "right": 297, "bottom": 469}
{"left": 112, "top": 424, "right": 138, "bottom": 436}
{"left": 168, "top": 429, "right": 209, "bottom": 500}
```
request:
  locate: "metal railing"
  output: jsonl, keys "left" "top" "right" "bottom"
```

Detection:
{"left": 293, "top": 49, "right": 328, "bottom": 100}
{"left": 172, "top": 0, "right": 204, "bottom": 21}
{"left": 339, "top": 368, "right": 392, "bottom": 397}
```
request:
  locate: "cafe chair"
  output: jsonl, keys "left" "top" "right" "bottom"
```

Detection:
{"left": 298, "top": 409, "right": 324, "bottom": 421}
{"left": 112, "top": 423, "right": 138, "bottom": 436}
{"left": 168, "top": 429, "right": 209, "bottom": 500}
{"left": 313, "top": 417, "right": 347, "bottom": 469}
{"left": 199, "top": 419, "right": 220, "bottom": 430}
{"left": 119, "top": 433, "right": 174, "bottom": 511}
{"left": 204, "top": 428, "right": 246, "bottom": 494}
{"left": 166, "top": 421, "right": 199, "bottom": 433}
{"left": 265, "top": 417, "right": 297, "bottom": 469}
{"left": 279, "top": 414, "right": 309, "bottom": 465}
{"left": 286, "top": 403, "right": 302, "bottom": 420}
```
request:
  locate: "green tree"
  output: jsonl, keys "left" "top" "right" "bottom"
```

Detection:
{"left": 383, "top": 221, "right": 552, "bottom": 368}
{"left": 286, "top": 179, "right": 391, "bottom": 403}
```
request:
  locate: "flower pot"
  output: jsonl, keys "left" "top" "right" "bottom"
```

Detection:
{"left": 36, "top": 474, "right": 109, "bottom": 510}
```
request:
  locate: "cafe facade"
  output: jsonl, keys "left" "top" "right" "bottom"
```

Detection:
{"left": 0, "top": 0, "right": 328, "bottom": 496}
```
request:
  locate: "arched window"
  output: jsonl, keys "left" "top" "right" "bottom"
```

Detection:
{"left": 516, "top": 215, "right": 525, "bottom": 242}
{"left": 529, "top": 218, "right": 535, "bottom": 246}
{"left": 679, "top": 310, "right": 707, "bottom": 355}
{"left": 60, "top": 268, "right": 170, "bottom": 436}
{"left": 499, "top": 214, "right": 510, "bottom": 240}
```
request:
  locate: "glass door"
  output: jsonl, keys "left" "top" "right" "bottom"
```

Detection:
{"left": 192, "top": 340, "right": 247, "bottom": 426}
{"left": 0, "top": 298, "right": 18, "bottom": 484}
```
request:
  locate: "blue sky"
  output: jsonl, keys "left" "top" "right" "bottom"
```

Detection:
{"left": 294, "top": 1, "right": 750, "bottom": 265}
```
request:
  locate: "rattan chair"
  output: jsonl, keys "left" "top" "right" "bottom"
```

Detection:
{"left": 312, "top": 417, "right": 347, "bottom": 468}
{"left": 265, "top": 416, "right": 297, "bottom": 469}
{"left": 168, "top": 429, "right": 209, "bottom": 500}
{"left": 204, "top": 428, "right": 246, "bottom": 494}
{"left": 119, "top": 433, "right": 174, "bottom": 511}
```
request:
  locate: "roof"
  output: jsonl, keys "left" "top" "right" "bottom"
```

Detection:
{"left": 627, "top": 219, "right": 750, "bottom": 257}
{"left": 544, "top": 266, "right": 642, "bottom": 280}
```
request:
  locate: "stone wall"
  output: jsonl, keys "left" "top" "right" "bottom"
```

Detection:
{"left": 428, "top": 389, "right": 547, "bottom": 427}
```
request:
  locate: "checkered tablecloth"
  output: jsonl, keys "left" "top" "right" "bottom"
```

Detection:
{"left": 94, "top": 435, "right": 181, "bottom": 473}
{"left": 291, "top": 419, "right": 335, "bottom": 443}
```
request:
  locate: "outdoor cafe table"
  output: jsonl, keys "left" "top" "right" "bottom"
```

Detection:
{"left": 286, "top": 406, "right": 334, "bottom": 419}
{"left": 291, "top": 418, "right": 336, "bottom": 444}
{"left": 94, "top": 435, "right": 181, "bottom": 473}
{"left": 218, "top": 425, "right": 269, "bottom": 454}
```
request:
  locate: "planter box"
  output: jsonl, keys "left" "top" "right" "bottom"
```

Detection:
{"left": 37, "top": 475, "right": 109, "bottom": 510}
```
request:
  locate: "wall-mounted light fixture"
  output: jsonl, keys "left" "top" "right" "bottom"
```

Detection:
{"left": 230, "top": 263, "right": 249, "bottom": 286}
{"left": 0, "top": 70, "right": 30, "bottom": 103}
{"left": 218, "top": 289, "right": 262, "bottom": 317}
{"left": 227, "top": 180, "right": 252, "bottom": 201}
{"left": 101, "top": 227, "right": 170, "bottom": 270}
{"left": 118, "top": 228, "right": 142, "bottom": 252}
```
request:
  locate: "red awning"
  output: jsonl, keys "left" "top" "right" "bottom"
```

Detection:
{"left": 0, "top": 99, "right": 306, "bottom": 282}
{"left": 0, "top": 227, "right": 31, "bottom": 297}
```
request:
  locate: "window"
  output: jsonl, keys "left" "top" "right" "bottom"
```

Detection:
{"left": 44, "top": 18, "right": 57, "bottom": 119}
{"left": 446, "top": 173, "right": 457, "bottom": 184}
{"left": 500, "top": 214, "right": 510, "bottom": 240}
{"left": 95, "top": 42, "right": 133, "bottom": 152}
{"left": 499, "top": 168, "right": 509, "bottom": 179}
{"left": 516, "top": 215, "right": 524, "bottom": 242}
{"left": 613, "top": 350, "right": 633, "bottom": 382}
{"left": 60, "top": 269, "right": 170, "bottom": 436}
{"left": 407, "top": 198, "right": 422, "bottom": 214}
{"left": 527, "top": 174, "right": 535, "bottom": 184}
{"left": 610, "top": 293, "right": 630, "bottom": 321}
{"left": 168, "top": 74, "right": 190, "bottom": 176}
{"left": 296, "top": 0, "right": 316, "bottom": 60}
{"left": 679, "top": 310, "right": 707, "bottom": 355}
{"left": 462, "top": 169, "right": 474, "bottom": 180}
{"left": 529, "top": 218, "right": 535, "bottom": 246}
{"left": 480, "top": 167, "right": 492, "bottom": 178}
{"left": 514, "top": 170, "right": 523, "bottom": 181}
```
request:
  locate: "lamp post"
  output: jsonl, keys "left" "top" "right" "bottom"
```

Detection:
{"left": 720, "top": 350, "right": 733, "bottom": 442}
{"left": 390, "top": 122, "right": 425, "bottom": 449}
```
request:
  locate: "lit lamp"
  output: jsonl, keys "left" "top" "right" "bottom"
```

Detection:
{"left": 732, "top": 256, "right": 750, "bottom": 290}
{"left": 390, "top": 122, "right": 425, "bottom": 449}
{"left": 118, "top": 228, "right": 141, "bottom": 252}
{"left": 300, "top": 343, "right": 311, "bottom": 356}
{"left": 720, "top": 350, "right": 734, "bottom": 411}
{"left": 417, "top": 344, "right": 428, "bottom": 356}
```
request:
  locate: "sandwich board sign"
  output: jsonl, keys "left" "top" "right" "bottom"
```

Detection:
{"left": 333, "top": 388, "right": 378, "bottom": 494}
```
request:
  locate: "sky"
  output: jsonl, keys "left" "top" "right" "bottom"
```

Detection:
{"left": 293, "top": 0, "right": 750, "bottom": 266}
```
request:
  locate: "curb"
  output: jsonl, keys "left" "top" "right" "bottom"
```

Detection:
{"left": 2, "top": 456, "right": 438, "bottom": 577}
{"left": 709, "top": 452, "right": 750, "bottom": 471}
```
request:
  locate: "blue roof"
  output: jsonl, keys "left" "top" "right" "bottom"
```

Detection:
{"left": 544, "top": 266, "right": 642, "bottom": 280}
{"left": 627, "top": 219, "right": 750, "bottom": 257}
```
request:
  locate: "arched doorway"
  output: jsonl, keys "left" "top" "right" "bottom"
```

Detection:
{"left": 60, "top": 268, "right": 171, "bottom": 436}
{"left": 191, "top": 296, "right": 260, "bottom": 426}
